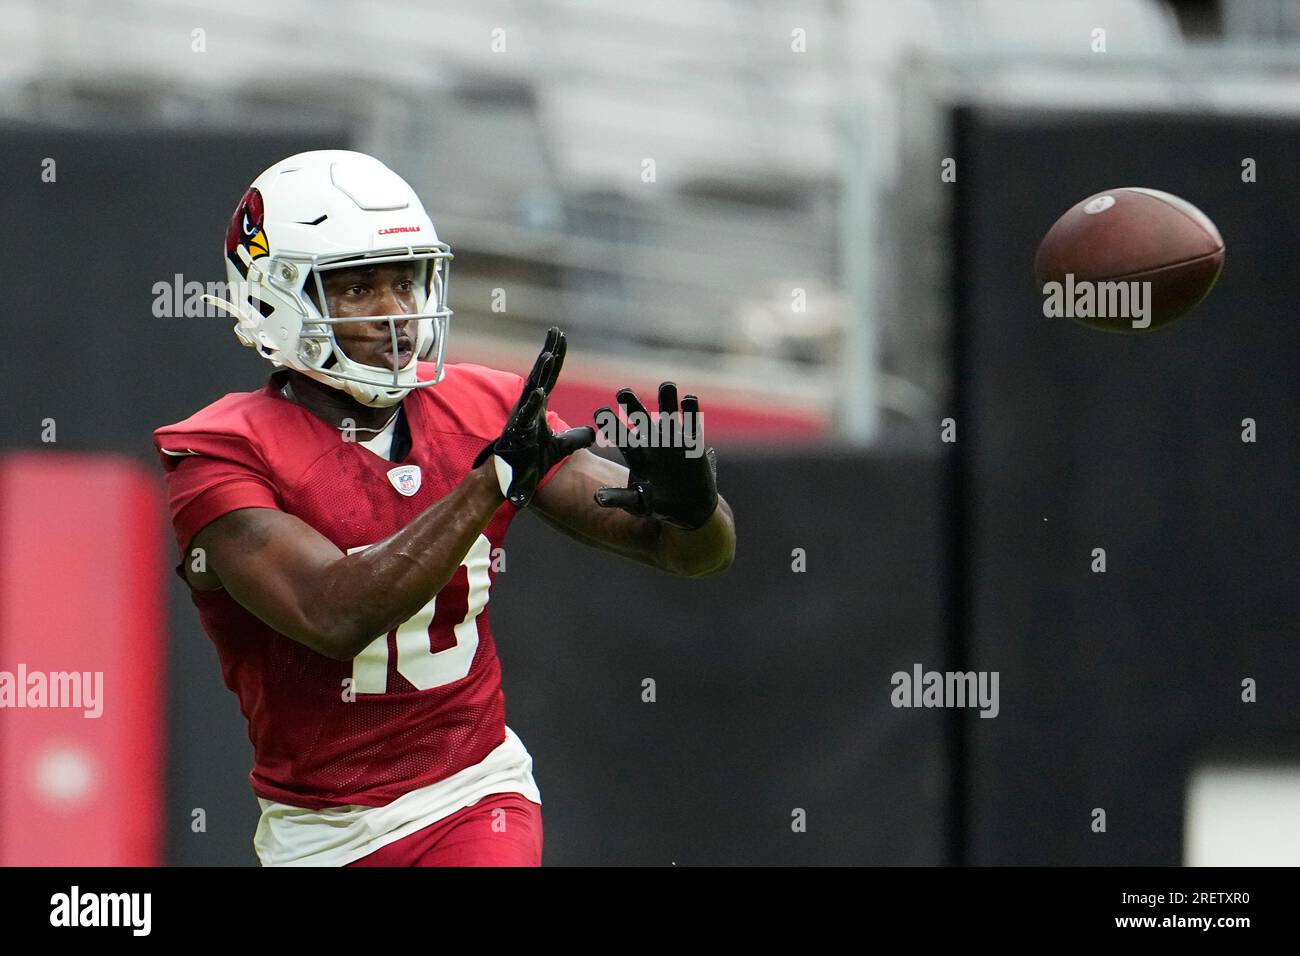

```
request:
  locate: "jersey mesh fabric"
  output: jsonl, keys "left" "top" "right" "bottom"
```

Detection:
{"left": 274, "top": 430, "right": 505, "bottom": 796}
{"left": 155, "top": 363, "right": 569, "bottom": 810}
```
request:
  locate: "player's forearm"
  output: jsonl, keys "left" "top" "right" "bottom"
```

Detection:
{"left": 533, "top": 482, "right": 734, "bottom": 577}
{"left": 320, "top": 462, "right": 504, "bottom": 656}
{"left": 656, "top": 495, "right": 735, "bottom": 577}
{"left": 585, "top": 496, "right": 734, "bottom": 577}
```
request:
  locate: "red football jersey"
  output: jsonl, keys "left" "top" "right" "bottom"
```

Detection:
{"left": 153, "top": 362, "right": 572, "bottom": 810}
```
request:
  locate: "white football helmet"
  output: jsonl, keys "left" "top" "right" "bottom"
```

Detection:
{"left": 213, "top": 149, "right": 453, "bottom": 407}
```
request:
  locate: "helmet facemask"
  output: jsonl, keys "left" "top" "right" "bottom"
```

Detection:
{"left": 248, "top": 245, "right": 453, "bottom": 408}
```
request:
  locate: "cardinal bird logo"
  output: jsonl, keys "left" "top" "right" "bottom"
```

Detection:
{"left": 225, "top": 187, "right": 269, "bottom": 276}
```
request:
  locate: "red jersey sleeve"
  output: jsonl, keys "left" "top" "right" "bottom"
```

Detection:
{"left": 154, "top": 431, "right": 282, "bottom": 555}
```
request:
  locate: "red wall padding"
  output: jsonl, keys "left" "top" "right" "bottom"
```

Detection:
{"left": 0, "top": 452, "right": 166, "bottom": 865}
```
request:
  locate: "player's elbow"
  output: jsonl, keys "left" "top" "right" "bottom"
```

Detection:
{"left": 317, "top": 632, "right": 365, "bottom": 662}
{"left": 221, "top": 582, "right": 370, "bottom": 661}
{"left": 282, "top": 621, "right": 360, "bottom": 662}
{"left": 677, "top": 543, "right": 735, "bottom": 579}
{"left": 298, "top": 582, "right": 401, "bottom": 661}
{"left": 317, "top": 621, "right": 388, "bottom": 661}
{"left": 686, "top": 522, "right": 736, "bottom": 578}
{"left": 287, "top": 611, "right": 377, "bottom": 662}
{"left": 698, "top": 552, "right": 735, "bottom": 578}
{"left": 301, "top": 582, "right": 431, "bottom": 660}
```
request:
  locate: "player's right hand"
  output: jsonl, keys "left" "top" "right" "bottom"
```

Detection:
{"left": 473, "top": 327, "right": 595, "bottom": 507}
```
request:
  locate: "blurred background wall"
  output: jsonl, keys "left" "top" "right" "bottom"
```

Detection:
{"left": 0, "top": 0, "right": 1297, "bottom": 865}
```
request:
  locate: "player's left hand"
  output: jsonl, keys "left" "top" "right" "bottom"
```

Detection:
{"left": 593, "top": 382, "right": 719, "bottom": 531}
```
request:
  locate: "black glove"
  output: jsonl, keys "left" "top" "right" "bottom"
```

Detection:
{"left": 594, "top": 382, "right": 719, "bottom": 530}
{"left": 474, "top": 327, "right": 595, "bottom": 507}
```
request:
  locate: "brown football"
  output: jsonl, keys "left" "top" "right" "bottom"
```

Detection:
{"left": 1034, "top": 187, "right": 1225, "bottom": 332}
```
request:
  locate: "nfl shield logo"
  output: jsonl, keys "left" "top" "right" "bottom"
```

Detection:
{"left": 387, "top": 465, "right": 422, "bottom": 497}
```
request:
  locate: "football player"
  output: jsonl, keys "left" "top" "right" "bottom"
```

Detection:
{"left": 154, "top": 150, "right": 735, "bottom": 867}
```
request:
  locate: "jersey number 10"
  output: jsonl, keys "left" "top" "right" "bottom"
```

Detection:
{"left": 346, "top": 534, "right": 493, "bottom": 694}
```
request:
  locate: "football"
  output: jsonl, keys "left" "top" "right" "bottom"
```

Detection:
{"left": 1034, "top": 187, "right": 1225, "bottom": 332}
